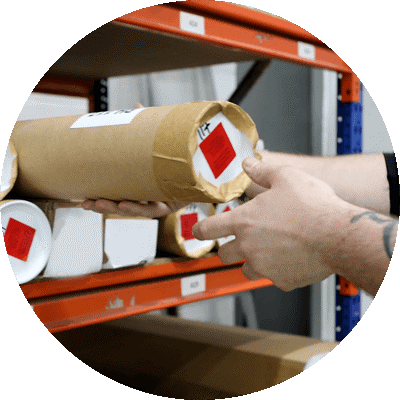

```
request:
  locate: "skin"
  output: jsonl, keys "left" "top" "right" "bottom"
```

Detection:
{"left": 192, "top": 157, "right": 397, "bottom": 297}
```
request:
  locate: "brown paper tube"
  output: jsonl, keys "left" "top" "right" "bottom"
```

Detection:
{"left": 0, "top": 141, "right": 18, "bottom": 201}
{"left": 157, "top": 203, "right": 216, "bottom": 258}
{"left": 11, "top": 101, "right": 260, "bottom": 203}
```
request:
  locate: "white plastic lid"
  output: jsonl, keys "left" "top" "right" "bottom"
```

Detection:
{"left": 1, "top": 200, "right": 52, "bottom": 284}
{"left": 193, "top": 112, "right": 254, "bottom": 188}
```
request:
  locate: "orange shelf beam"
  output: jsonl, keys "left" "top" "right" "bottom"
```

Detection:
{"left": 173, "top": 0, "right": 325, "bottom": 46}
{"left": 31, "top": 267, "right": 273, "bottom": 333}
{"left": 21, "top": 255, "right": 243, "bottom": 300}
{"left": 116, "top": 5, "right": 351, "bottom": 73}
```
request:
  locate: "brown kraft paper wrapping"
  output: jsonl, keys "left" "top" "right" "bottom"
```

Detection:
{"left": 11, "top": 101, "right": 260, "bottom": 203}
{"left": 158, "top": 203, "right": 216, "bottom": 258}
{"left": 0, "top": 141, "right": 18, "bottom": 201}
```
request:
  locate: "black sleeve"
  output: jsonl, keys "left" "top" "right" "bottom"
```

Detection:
{"left": 383, "top": 153, "right": 399, "bottom": 216}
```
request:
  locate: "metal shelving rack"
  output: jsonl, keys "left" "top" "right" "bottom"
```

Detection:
{"left": 23, "top": 0, "right": 361, "bottom": 335}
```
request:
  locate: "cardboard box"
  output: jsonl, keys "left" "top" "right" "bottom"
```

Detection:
{"left": 0, "top": 141, "right": 18, "bottom": 200}
{"left": 158, "top": 203, "right": 216, "bottom": 258}
{"left": 53, "top": 314, "right": 338, "bottom": 398}
{"left": 11, "top": 101, "right": 260, "bottom": 203}
{"left": 103, "top": 214, "right": 158, "bottom": 269}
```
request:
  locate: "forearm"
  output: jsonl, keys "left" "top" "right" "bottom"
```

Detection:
{"left": 320, "top": 203, "right": 397, "bottom": 296}
{"left": 246, "top": 152, "right": 391, "bottom": 215}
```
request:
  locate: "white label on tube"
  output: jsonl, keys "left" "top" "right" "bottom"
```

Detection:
{"left": 181, "top": 274, "right": 206, "bottom": 297}
{"left": 180, "top": 11, "right": 205, "bottom": 35}
{"left": 70, "top": 108, "right": 146, "bottom": 128}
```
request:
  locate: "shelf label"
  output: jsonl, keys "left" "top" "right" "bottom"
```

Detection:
{"left": 71, "top": 108, "right": 146, "bottom": 129}
{"left": 298, "top": 42, "right": 315, "bottom": 61}
{"left": 181, "top": 274, "right": 206, "bottom": 297}
{"left": 180, "top": 11, "right": 205, "bottom": 35}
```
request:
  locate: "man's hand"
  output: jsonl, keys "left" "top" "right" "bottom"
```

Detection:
{"left": 192, "top": 157, "right": 352, "bottom": 292}
{"left": 81, "top": 199, "right": 189, "bottom": 219}
{"left": 81, "top": 102, "right": 188, "bottom": 218}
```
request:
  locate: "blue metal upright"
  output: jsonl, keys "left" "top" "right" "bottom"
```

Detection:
{"left": 335, "top": 276, "right": 361, "bottom": 341}
{"left": 337, "top": 76, "right": 363, "bottom": 155}
{"left": 335, "top": 72, "right": 362, "bottom": 341}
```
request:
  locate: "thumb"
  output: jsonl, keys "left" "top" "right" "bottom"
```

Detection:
{"left": 242, "top": 157, "right": 277, "bottom": 189}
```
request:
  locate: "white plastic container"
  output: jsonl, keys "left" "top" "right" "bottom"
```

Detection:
{"left": 1, "top": 200, "right": 52, "bottom": 284}
{"left": 103, "top": 217, "right": 159, "bottom": 269}
{"left": 43, "top": 207, "right": 103, "bottom": 278}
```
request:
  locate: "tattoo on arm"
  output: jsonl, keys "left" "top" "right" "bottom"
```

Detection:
{"left": 351, "top": 211, "right": 398, "bottom": 259}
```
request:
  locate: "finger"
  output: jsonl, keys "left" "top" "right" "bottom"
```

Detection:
{"left": 135, "top": 102, "right": 144, "bottom": 109}
{"left": 81, "top": 200, "right": 95, "bottom": 210}
{"left": 241, "top": 262, "right": 264, "bottom": 281}
{"left": 82, "top": 199, "right": 134, "bottom": 216}
{"left": 217, "top": 239, "right": 244, "bottom": 265}
{"left": 192, "top": 212, "right": 234, "bottom": 241}
{"left": 242, "top": 157, "right": 278, "bottom": 189}
{"left": 118, "top": 201, "right": 169, "bottom": 218}
{"left": 93, "top": 199, "right": 121, "bottom": 214}
{"left": 81, "top": 199, "right": 119, "bottom": 214}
